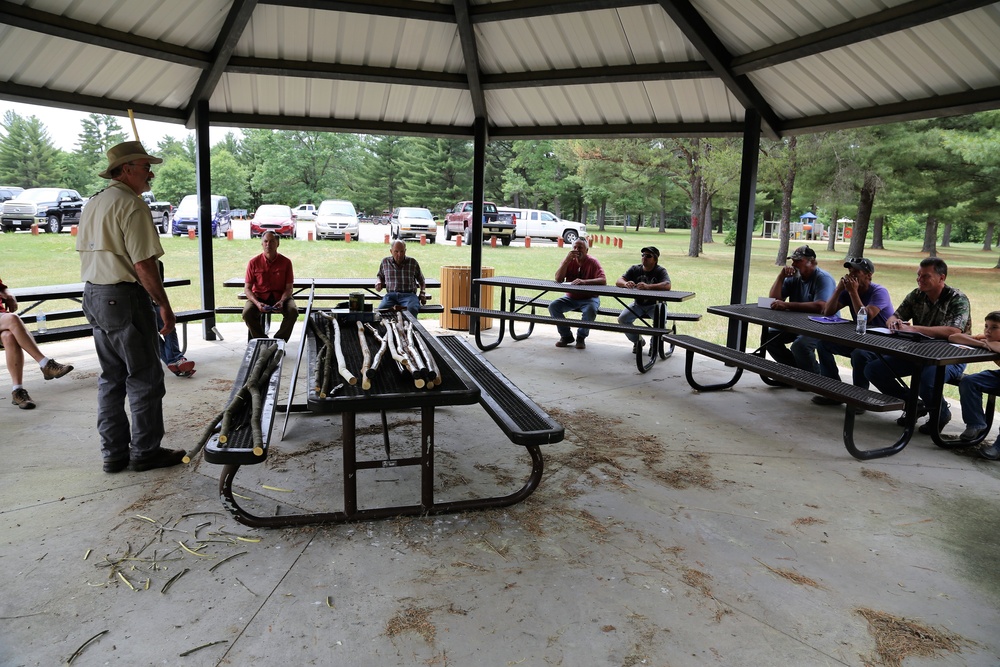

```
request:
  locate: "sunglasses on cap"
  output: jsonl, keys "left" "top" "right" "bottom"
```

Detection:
{"left": 641, "top": 253, "right": 654, "bottom": 259}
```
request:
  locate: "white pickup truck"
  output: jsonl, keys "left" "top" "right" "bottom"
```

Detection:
{"left": 498, "top": 207, "right": 587, "bottom": 244}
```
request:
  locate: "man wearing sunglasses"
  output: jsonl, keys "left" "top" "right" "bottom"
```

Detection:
{"left": 616, "top": 246, "right": 671, "bottom": 353}
{"left": 764, "top": 245, "right": 835, "bottom": 374}
{"left": 77, "top": 141, "right": 183, "bottom": 474}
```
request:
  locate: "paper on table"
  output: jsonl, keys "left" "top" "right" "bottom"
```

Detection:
{"left": 868, "top": 327, "right": 934, "bottom": 341}
{"left": 757, "top": 297, "right": 775, "bottom": 308}
{"left": 808, "top": 315, "right": 848, "bottom": 324}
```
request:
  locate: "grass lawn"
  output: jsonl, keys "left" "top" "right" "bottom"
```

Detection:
{"left": 3, "top": 227, "right": 999, "bottom": 348}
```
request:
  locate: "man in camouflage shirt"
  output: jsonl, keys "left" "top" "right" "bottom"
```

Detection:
{"left": 864, "top": 257, "right": 971, "bottom": 434}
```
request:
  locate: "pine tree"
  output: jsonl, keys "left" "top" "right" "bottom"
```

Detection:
{"left": 0, "top": 111, "right": 63, "bottom": 187}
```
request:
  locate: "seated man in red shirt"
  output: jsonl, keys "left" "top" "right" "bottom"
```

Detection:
{"left": 242, "top": 231, "right": 298, "bottom": 342}
{"left": 0, "top": 277, "right": 74, "bottom": 409}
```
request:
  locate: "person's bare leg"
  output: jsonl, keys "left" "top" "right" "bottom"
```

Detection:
{"left": 1, "top": 330, "right": 25, "bottom": 385}
{"left": 0, "top": 314, "right": 45, "bottom": 364}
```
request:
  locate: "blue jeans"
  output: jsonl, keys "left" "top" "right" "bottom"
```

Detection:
{"left": 154, "top": 308, "right": 182, "bottom": 365}
{"left": 548, "top": 296, "right": 599, "bottom": 341}
{"left": 83, "top": 282, "right": 166, "bottom": 463}
{"left": 763, "top": 328, "right": 820, "bottom": 374}
{"left": 379, "top": 292, "right": 420, "bottom": 316}
{"left": 618, "top": 302, "right": 658, "bottom": 344}
{"left": 816, "top": 340, "right": 871, "bottom": 388}
{"left": 864, "top": 354, "right": 965, "bottom": 418}
{"left": 959, "top": 369, "right": 1000, "bottom": 430}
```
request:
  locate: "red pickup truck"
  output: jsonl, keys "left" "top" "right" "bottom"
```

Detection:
{"left": 443, "top": 200, "right": 516, "bottom": 245}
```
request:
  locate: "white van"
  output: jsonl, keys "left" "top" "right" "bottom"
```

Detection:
{"left": 498, "top": 207, "right": 587, "bottom": 244}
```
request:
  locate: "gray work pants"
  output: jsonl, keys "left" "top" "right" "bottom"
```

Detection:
{"left": 83, "top": 282, "right": 166, "bottom": 464}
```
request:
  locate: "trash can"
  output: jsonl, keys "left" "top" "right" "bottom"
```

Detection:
{"left": 439, "top": 265, "right": 494, "bottom": 331}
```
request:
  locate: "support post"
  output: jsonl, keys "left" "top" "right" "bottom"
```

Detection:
{"left": 194, "top": 100, "right": 219, "bottom": 341}
{"left": 728, "top": 110, "right": 761, "bottom": 349}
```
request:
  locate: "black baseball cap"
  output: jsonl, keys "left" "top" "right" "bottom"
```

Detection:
{"left": 844, "top": 257, "right": 875, "bottom": 274}
{"left": 790, "top": 245, "right": 815, "bottom": 261}
{"left": 641, "top": 246, "right": 659, "bottom": 259}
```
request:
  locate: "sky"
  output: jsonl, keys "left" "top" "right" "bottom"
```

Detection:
{"left": 0, "top": 100, "right": 235, "bottom": 152}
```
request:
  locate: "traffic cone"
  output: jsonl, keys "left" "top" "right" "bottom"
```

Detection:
{"left": 557, "top": 238, "right": 564, "bottom": 248}
{"left": 345, "top": 232, "right": 352, "bottom": 243}
{"left": 187, "top": 228, "right": 195, "bottom": 239}
{"left": 524, "top": 236, "right": 531, "bottom": 248}
{"left": 490, "top": 235, "right": 497, "bottom": 248}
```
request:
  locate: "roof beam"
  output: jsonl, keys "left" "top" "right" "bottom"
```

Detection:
{"left": 452, "top": 0, "right": 489, "bottom": 122}
{"left": 732, "top": 0, "right": 997, "bottom": 75}
{"left": 264, "top": 0, "right": 454, "bottom": 23}
{"left": 489, "top": 121, "right": 745, "bottom": 140}
{"left": 470, "top": 0, "right": 650, "bottom": 23}
{"left": 655, "top": 0, "right": 782, "bottom": 138}
{"left": 782, "top": 85, "right": 1000, "bottom": 135}
{"left": 183, "top": 0, "right": 258, "bottom": 128}
{"left": 0, "top": 80, "right": 187, "bottom": 123}
{"left": 0, "top": 0, "right": 208, "bottom": 68}
{"left": 212, "top": 111, "right": 473, "bottom": 139}
{"left": 227, "top": 57, "right": 468, "bottom": 88}
{"left": 482, "top": 61, "right": 713, "bottom": 88}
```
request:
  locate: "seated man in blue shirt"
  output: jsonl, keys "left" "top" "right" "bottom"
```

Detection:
{"left": 812, "top": 257, "right": 894, "bottom": 406}
{"left": 375, "top": 240, "right": 427, "bottom": 316}
{"left": 764, "top": 245, "right": 835, "bottom": 374}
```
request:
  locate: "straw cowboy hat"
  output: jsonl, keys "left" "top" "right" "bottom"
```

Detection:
{"left": 99, "top": 141, "right": 163, "bottom": 179}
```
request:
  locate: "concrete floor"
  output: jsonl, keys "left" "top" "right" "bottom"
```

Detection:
{"left": 2, "top": 321, "right": 999, "bottom": 667}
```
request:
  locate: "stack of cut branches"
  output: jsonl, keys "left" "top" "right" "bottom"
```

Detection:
{"left": 186, "top": 341, "right": 284, "bottom": 463}
{"left": 311, "top": 311, "right": 440, "bottom": 395}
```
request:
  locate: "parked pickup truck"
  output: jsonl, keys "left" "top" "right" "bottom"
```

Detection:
{"left": 1, "top": 187, "right": 84, "bottom": 233}
{"left": 142, "top": 192, "right": 172, "bottom": 234}
{"left": 444, "top": 200, "right": 515, "bottom": 245}
{"left": 498, "top": 207, "right": 587, "bottom": 244}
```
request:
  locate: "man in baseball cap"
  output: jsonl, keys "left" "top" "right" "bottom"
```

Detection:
{"left": 812, "top": 257, "right": 895, "bottom": 406}
{"left": 616, "top": 246, "right": 671, "bottom": 354}
{"left": 764, "top": 245, "right": 835, "bottom": 373}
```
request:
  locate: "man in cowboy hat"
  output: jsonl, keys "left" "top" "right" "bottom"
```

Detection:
{"left": 77, "top": 141, "right": 184, "bottom": 474}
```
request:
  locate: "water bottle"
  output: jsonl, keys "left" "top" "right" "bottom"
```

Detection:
{"left": 855, "top": 307, "right": 867, "bottom": 335}
{"left": 37, "top": 311, "right": 47, "bottom": 334}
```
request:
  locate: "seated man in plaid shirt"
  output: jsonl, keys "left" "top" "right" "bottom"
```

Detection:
{"left": 375, "top": 240, "right": 426, "bottom": 316}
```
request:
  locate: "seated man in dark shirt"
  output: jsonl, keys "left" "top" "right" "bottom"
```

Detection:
{"left": 616, "top": 246, "right": 671, "bottom": 354}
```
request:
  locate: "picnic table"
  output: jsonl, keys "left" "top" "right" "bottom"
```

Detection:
{"left": 220, "top": 277, "right": 443, "bottom": 314}
{"left": 204, "top": 308, "right": 563, "bottom": 527}
{"left": 669, "top": 303, "right": 1000, "bottom": 459}
{"left": 9, "top": 279, "right": 210, "bottom": 352}
{"left": 450, "top": 276, "right": 698, "bottom": 373}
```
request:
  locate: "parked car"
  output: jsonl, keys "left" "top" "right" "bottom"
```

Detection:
{"left": 1, "top": 187, "right": 84, "bottom": 233}
{"left": 292, "top": 203, "right": 317, "bottom": 220}
{"left": 314, "top": 199, "right": 359, "bottom": 240}
{"left": 250, "top": 204, "right": 296, "bottom": 238}
{"left": 0, "top": 186, "right": 24, "bottom": 203}
{"left": 171, "top": 194, "right": 232, "bottom": 237}
{"left": 444, "top": 200, "right": 513, "bottom": 243}
{"left": 390, "top": 207, "right": 437, "bottom": 243}
{"left": 141, "top": 192, "right": 172, "bottom": 234}
{"left": 498, "top": 207, "right": 587, "bottom": 244}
